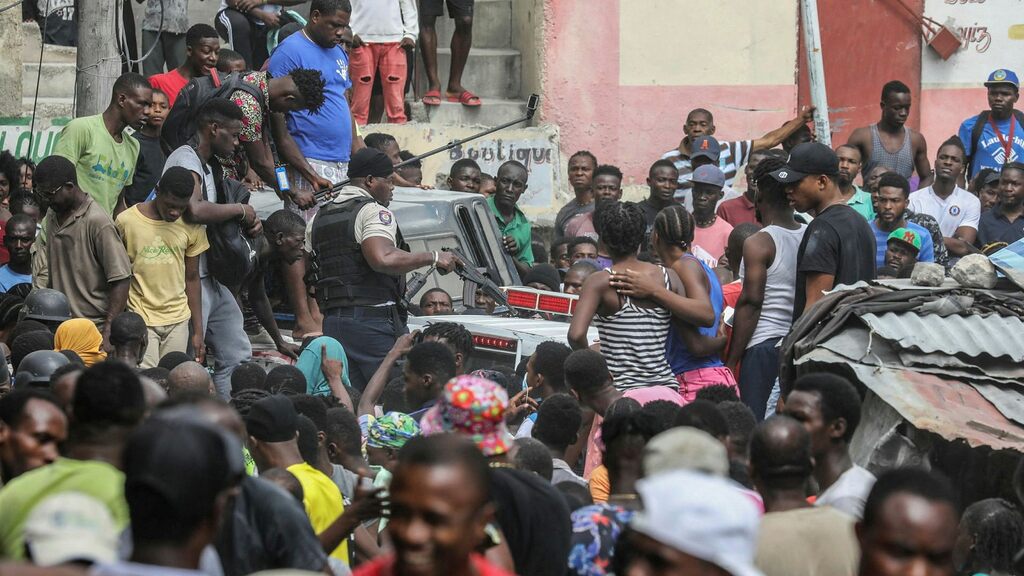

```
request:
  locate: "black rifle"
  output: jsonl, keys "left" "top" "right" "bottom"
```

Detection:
{"left": 314, "top": 94, "right": 541, "bottom": 202}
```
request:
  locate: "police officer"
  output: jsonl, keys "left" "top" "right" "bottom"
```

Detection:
{"left": 306, "top": 148, "right": 459, "bottom": 390}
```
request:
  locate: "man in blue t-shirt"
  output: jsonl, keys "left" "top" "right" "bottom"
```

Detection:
{"left": 0, "top": 215, "right": 35, "bottom": 292}
{"left": 269, "top": 0, "right": 365, "bottom": 341}
{"left": 958, "top": 68, "right": 1024, "bottom": 180}
{"left": 871, "top": 172, "right": 933, "bottom": 269}
{"left": 269, "top": 0, "right": 362, "bottom": 221}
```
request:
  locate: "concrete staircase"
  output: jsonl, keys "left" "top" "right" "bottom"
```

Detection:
{"left": 407, "top": 0, "right": 527, "bottom": 127}
{"left": 22, "top": 22, "right": 76, "bottom": 118}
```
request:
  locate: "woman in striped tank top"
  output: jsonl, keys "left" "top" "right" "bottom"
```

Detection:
{"left": 610, "top": 205, "right": 739, "bottom": 401}
{"left": 568, "top": 202, "right": 681, "bottom": 390}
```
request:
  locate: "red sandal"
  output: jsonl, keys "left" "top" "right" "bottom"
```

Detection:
{"left": 446, "top": 90, "right": 482, "bottom": 107}
{"left": 422, "top": 89, "right": 442, "bottom": 106}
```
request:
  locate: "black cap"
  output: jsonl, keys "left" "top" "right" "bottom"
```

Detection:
{"left": 124, "top": 408, "right": 243, "bottom": 516}
{"left": 770, "top": 142, "right": 840, "bottom": 183}
{"left": 348, "top": 148, "right": 395, "bottom": 179}
{"left": 245, "top": 394, "right": 298, "bottom": 442}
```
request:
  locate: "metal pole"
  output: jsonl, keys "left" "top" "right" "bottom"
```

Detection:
{"left": 800, "top": 0, "right": 831, "bottom": 147}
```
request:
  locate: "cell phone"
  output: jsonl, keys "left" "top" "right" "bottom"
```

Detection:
{"left": 722, "top": 306, "right": 735, "bottom": 327}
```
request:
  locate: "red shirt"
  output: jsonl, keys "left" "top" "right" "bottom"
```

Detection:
{"left": 148, "top": 69, "right": 189, "bottom": 108}
{"left": 354, "top": 554, "right": 514, "bottom": 576}
{"left": 716, "top": 193, "right": 758, "bottom": 227}
{"left": 721, "top": 280, "right": 743, "bottom": 365}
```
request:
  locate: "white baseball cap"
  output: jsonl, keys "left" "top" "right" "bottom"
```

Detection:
{"left": 23, "top": 492, "right": 119, "bottom": 566}
{"left": 632, "top": 470, "right": 763, "bottom": 576}
{"left": 643, "top": 427, "right": 729, "bottom": 477}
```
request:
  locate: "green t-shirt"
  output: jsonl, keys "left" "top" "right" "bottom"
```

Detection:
{"left": 847, "top": 186, "right": 876, "bottom": 221}
{"left": 53, "top": 115, "right": 140, "bottom": 215}
{"left": 487, "top": 196, "right": 534, "bottom": 265}
{"left": 0, "top": 458, "right": 129, "bottom": 559}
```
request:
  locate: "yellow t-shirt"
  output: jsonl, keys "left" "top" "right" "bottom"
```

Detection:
{"left": 115, "top": 205, "right": 209, "bottom": 327}
{"left": 287, "top": 462, "right": 349, "bottom": 564}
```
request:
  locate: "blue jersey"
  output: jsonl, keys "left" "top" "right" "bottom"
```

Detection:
{"left": 665, "top": 254, "right": 725, "bottom": 375}
{"left": 268, "top": 32, "right": 354, "bottom": 162}
{"left": 958, "top": 113, "right": 1024, "bottom": 179}
{"left": 871, "top": 220, "right": 934, "bottom": 268}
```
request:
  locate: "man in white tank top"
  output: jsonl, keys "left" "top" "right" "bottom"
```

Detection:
{"left": 725, "top": 156, "right": 806, "bottom": 421}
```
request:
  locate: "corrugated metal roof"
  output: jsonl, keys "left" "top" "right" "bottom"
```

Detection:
{"left": 860, "top": 312, "right": 1024, "bottom": 362}
{"left": 801, "top": 350, "right": 1024, "bottom": 451}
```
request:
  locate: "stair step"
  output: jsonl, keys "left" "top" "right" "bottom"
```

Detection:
{"left": 23, "top": 62, "right": 77, "bottom": 99}
{"left": 23, "top": 96, "right": 75, "bottom": 118}
{"left": 433, "top": 47, "right": 520, "bottom": 100}
{"left": 434, "top": 0, "right": 512, "bottom": 49}
{"left": 21, "top": 21, "right": 77, "bottom": 64}
{"left": 408, "top": 98, "right": 529, "bottom": 127}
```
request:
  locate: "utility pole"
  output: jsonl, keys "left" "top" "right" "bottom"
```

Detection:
{"left": 800, "top": 0, "right": 831, "bottom": 147}
{"left": 74, "top": 0, "right": 120, "bottom": 117}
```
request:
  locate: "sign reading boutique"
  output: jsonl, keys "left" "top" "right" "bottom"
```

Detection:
{"left": 0, "top": 118, "right": 69, "bottom": 162}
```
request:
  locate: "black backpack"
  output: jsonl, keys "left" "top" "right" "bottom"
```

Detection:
{"left": 205, "top": 160, "right": 261, "bottom": 292}
{"left": 162, "top": 70, "right": 265, "bottom": 152}
{"left": 967, "top": 108, "right": 1024, "bottom": 176}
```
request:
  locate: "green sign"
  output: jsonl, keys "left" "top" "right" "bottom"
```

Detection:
{"left": 0, "top": 118, "right": 70, "bottom": 162}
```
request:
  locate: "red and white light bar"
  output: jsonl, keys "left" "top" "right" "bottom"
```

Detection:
{"left": 504, "top": 287, "right": 578, "bottom": 316}
{"left": 472, "top": 334, "right": 518, "bottom": 351}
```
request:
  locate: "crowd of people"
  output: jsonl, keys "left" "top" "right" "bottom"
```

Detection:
{"left": 2, "top": 0, "right": 1024, "bottom": 570}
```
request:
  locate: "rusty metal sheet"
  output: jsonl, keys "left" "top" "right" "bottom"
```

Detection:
{"left": 799, "top": 349, "right": 1024, "bottom": 451}
{"left": 860, "top": 312, "right": 1024, "bottom": 362}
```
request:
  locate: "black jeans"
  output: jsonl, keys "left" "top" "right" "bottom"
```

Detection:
{"left": 215, "top": 8, "right": 270, "bottom": 70}
{"left": 323, "top": 306, "right": 407, "bottom": 392}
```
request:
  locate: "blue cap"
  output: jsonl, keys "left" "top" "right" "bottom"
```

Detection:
{"left": 690, "top": 136, "right": 722, "bottom": 162}
{"left": 985, "top": 69, "right": 1019, "bottom": 89}
{"left": 691, "top": 164, "right": 725, "bottom": 188}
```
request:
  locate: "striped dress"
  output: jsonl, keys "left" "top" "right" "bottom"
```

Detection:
{"left": 593, "top": 267, "right": 678, "bottom": 390}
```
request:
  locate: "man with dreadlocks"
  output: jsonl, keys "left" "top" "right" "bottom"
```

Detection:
{"left": 421, "top": 321, "right": 474, "bottom": 376}
{"left": 725, "top": 155, "right": 806, "bottom": 420}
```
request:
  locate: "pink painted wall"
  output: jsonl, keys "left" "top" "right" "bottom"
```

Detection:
{"left": 920, "top": 87, "right": 989, "bottom": 154}
{"left": 539, "top": 1, "right": 798, "bottom": 190}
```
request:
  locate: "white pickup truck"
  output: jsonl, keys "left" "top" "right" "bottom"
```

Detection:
{"left": 253, "top": 187, "right": 595, "bottom": 372}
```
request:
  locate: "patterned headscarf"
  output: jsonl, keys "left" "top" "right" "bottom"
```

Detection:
{"left": 420, "top": 374, "right": 512, "bottom": 456}
{"left": 366, "top": 412, "right": 420, "bottom": 450}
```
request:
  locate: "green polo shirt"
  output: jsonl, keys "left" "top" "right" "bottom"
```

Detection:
{"left": 846, "top": 186, "right": 876, "bottom": 221}
{"left": 487, "top": 196, "right": 534, "bottom": 265}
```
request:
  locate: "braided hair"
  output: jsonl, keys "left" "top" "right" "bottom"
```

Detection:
{"left": 961, "top": 498, "right": 1024, "bottom": 574}
{"left": 653, "top": 204, "right": 695, "bottom": 250}
{"left": 753, "top": 156, "right": 789, "bottom": 208}
{"left": 229, "top": 388, "right": 272, "bottom": 416}
{"left": 594, "top": 201, "right": 645, "bottom": 258}
{"left": 421, "top": 321, "right": 475, "bottom": 359}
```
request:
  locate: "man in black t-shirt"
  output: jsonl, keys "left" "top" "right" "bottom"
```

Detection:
{"left": 770, "top": 143, "right": 876, "bottom": 320}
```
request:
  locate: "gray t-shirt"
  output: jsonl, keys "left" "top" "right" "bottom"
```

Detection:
{"left": 816, "top": 464, "right": 876, "bottom": 519}
{"left": 331, "top": 463, "right": 358, "bottom": 503}
{"left": 555, "top": 200, "right": 595, "bottom": 241}
{"left": 164, "top": 146, "right": 216, "bottom": 278}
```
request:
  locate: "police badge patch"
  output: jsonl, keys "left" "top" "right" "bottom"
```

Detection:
{"left": 379, "top": 210, "right": 393, "bottom": 225}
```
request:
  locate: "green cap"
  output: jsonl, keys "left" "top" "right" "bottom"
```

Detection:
{"left": 888, "top": 227, "right": 922, "bottom": 252}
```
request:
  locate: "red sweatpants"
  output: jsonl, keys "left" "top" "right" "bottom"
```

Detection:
{"left": 350, "top": 42, "right": 408, "bottom": 125}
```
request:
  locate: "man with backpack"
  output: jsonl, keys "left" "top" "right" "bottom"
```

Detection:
{"left": 958, "top": 68, "right": 1024, "bottom": 180}
{"left": 161, "top": 66, "right": 330, "bottom": 203}
{"left": 162, "top": 99, "right": 260, "bottom": 398}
